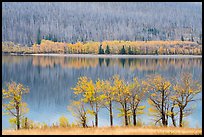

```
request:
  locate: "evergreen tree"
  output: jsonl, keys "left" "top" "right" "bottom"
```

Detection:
{"left": 181, "top": 35, "right": 184, "bottom": 41}
{"left": 45, "top": 35, "right": 49, "bottom": 40}
{"left": 120, "top": 45, "right": 126, "bottom": 54}
{"left": 191, "top": 36, "right": 194, "bottom": 42}
{"left": 45, "top": 34, "right": 52, "bottom": 40}
{"left": 53, "top": 35, "right": 58, "bottom": 42}
{"left": 128, "top": 46, "right": 133, "bottom": 55}
{"left": 199, "top": 34, "right": 202, "bottom": 43}
{"left": 105, "top": 45, "right": 110, "bottom": 54}
{"left": 36, "top": 28, "right": 41, "bottom": 45}
{"left": 155, "top": 49, "right": 158, "bottom": 55}
{"left": 98, "top": 44, "right": 104, "bottom": 54}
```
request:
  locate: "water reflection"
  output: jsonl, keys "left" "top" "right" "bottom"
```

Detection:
{"left": 2, "top": 55, "right": 202, "bottom": 71}
{"left": 2, "top": 55, "right": 202, "bottom": 129}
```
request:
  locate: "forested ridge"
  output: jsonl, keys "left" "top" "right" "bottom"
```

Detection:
{"left": 2, "top": 2, "right": 202, "bottom": 46}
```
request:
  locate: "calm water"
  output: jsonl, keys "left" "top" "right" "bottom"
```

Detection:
{"left": 2, "top": 55, "right": 202, "bottom": 129}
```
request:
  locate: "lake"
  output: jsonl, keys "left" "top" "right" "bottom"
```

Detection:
{"left": 2, "top": 55, "right": 202, "bottom": 129}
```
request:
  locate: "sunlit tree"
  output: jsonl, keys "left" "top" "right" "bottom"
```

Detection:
{"left": 100, "top": 79, "right": 115, "bottom": 126}
{"left": 68, "top": 100, "right": 88, "bottom": 128}
{"left": 112, "top": 75, "right": 130, "bottom": 126}
{"left": 128, "top": 77, "right": 147, "bottom": 126}
{"left": 173, "top": 72, "right": 202, "bottom": 127}
{"left": 59, "top": 116, "right": 69, "bottom": 127}
{"left": 2, "top": 81, "right": 29, "bottom": 130}
{"left": 145, "top": 75, "right": 171, "bottom": 126}
{"left": 72, "top": 77, "right": 106, "bottom": 127}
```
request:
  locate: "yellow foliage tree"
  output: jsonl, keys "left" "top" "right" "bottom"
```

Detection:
{"left": 59, "top": 115, "right": 69, "bottom": 127}
{"left": 100, "top": 79, "right": 116, "bottom": 126}
{"left": 145, "top": 74, "right": 171, "bottom": 126}
{"left": 112, "top": 75, "right": 130, "bottom": 126}
{"left": 68, "top": 100, "right": 88, "bottom": 128}
{"left": 72, "top": 77, "right": 105, "bottom": 127}
{"left": 2, "top": 81, "right": 29, "bottom": 130}
{"left": 173, "top": 72, "right": 202, "bottom": 127}
{"left": 128, "top": 77, "right": 147, "bottom": 126}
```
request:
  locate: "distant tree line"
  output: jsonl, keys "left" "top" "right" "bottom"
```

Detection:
{"left": 2, "top": 40, "right": 202, "bottom": 55}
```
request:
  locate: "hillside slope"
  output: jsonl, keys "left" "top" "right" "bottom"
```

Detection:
{"left": 2, "top": 2, "right": 202, "bottom": 45}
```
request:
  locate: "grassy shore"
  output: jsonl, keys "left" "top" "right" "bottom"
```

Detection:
{"left": 2, "top": 126, "right": 202, "bottom": 135}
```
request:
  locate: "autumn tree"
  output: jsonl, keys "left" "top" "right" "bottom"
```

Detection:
{"left": 2, "top": 81, "right": 29, "bottom": 130}
{"left": 172, "top": 72, "right": 202, "bottom": 127}
{"left": 59, "top": 116, "right": 69, "bottom": 127}
{"left": 112, "top": 75, "right": 130, "bottom": 126}
{"left": 68, "top": 100, "right": 88, "bottom": 128}
{"left": 169, "top": 99, "right": 178, "bottom": 127}
{"left": 72, "top": 77, "right": 106, "bottom": 127}
{"left": 128, "top": 77, "right": 147, "bottom": 126}
{"left": 145, "top": 75, "right": 171, "bottom": 126}
{"left": 100, "top": 79, "right": 115, "bottom": 126}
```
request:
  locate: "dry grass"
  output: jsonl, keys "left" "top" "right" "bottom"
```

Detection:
{"left": 2, "top": 126, "right": 202, "bottom": 135}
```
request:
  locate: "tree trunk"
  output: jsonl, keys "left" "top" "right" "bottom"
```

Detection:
{"left": 95, "top": 101, "right": 98, "bottom": 127}
{"left": 133, "top": 109, "right": 137, "bottom": 126}
{"left": 82, "top": 121, "right": 85, "bottom": 128}
{"left": 95, "top": 112, "right": 98, "bottom": 127}
{"left": 25, "top": 117, "right": 28, "bottom": 129}
{"left": 161, "top": 90, "right": 166, "bottom": 126}
{"left": 82, "top": 116, "right": 86, "bottom": 128}
{"left": 128, "top": 116, "right": 131, "bottom": 125}
{"left": 179, "top": 107, "right": 183, "bottom": 127}
{"left": 109, "top": 100, "right": 113, "bottom": 127}
{"left": 124, "top": 101, "right": 128, "bottom": 126}
{"left": 16, "top": 106, "right": 20, "bottom": 130}
{"left": 171, "top": 106, "right": 176, "bottom": 127}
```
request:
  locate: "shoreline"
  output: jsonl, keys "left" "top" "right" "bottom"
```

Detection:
{"left": 2, "top": 126, "right": 202, "bottom": 135}
{"left": 7, "top": 53, "right": 202, "bottom": 58}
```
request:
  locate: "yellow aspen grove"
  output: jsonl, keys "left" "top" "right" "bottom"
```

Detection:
{"left": 2, "top": 40, "right": 202, "bottom": 55}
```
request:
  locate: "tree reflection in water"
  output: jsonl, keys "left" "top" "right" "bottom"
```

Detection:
{"left": 2, "top": 55, "right": 202, "bottom": 129}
